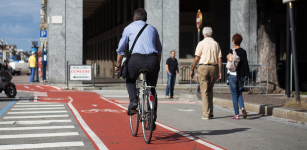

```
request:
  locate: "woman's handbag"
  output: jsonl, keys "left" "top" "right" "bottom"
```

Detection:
{"left": 120, "top": 24, "right": 148, "bottom": 79}
{"left": 226, "top": 48, "right": 240, "bottom": 72}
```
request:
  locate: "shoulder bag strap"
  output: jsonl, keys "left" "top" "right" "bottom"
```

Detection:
{"left": 129, "top": 24, "right": 148, "bottom": 55}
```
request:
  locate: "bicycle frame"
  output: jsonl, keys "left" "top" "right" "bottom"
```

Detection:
{"left": 136, "top": 73, "right": 156, "bottom": 120}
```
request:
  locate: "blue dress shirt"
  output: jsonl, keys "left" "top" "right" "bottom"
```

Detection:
{"left": 116, "top": 20, "right": 162, "bottom": 55}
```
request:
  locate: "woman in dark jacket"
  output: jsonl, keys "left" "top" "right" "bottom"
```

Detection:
{"left": 226, "top": 33, "right": 250, "bottom": 119}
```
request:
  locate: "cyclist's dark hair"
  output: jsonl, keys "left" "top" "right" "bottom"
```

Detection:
{"left": 134, "top": 8, "right": 147, "bottom": 21}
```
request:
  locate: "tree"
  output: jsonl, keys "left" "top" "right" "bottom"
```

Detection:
{"left": 256, "top": 0, "right": 282, "bottom": 93}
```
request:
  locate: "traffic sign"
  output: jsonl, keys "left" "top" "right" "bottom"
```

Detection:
{"left": 283, "top": 0, "right": 297, "bottom": 4}
{"left": 196, "top": 9, "right": 202, "bottom": 29}
{"left": 40, "top": 30, "right": 47, "bottom": 41}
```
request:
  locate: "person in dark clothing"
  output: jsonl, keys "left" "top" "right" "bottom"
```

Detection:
{"left": 226, "top": 33, "right": 250, "bottom": 119}
{"left": 115, "top": 8, "right": 162, "bottom": 130}
{"left": 165, "top": 50, "right": 180, "bottom": 98}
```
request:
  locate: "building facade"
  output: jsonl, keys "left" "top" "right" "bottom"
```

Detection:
{"left": 43, "top": 0, "right": 307, "bottom": 85}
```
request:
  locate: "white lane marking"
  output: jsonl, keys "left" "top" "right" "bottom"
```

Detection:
{"left": 178, "top": 109, "right": 196, "bottom": 112}
{"left": 16, "top": 102, "right": 55, "bottom": 104}
{"left": 0, "top": 120, "right": 72, "bottom": 124}
{"left": 34, "top": 96, "right": 37, "bottom": 102}
{"left": 14, "top": 105, "right": 64, "bottom": 107}
{"left": 0, "top": 141, "right": 84, "bottom": 149}
{"left": 11, "top": 107, "right": 65, "bottom": 110}
{"left": 8, "top": 111, "right": 67, "bottom": 114}
{"left": 100, "top": 97, "right": 126, "bottom": 110}
{"left": 92, "top": 104, "right": 97, "bottom": 107}
{"left": 155, "top": 122, "right": 223, "bottom": 150}
{"left": 100, "top": 97, "right": 223, "bottom": 150}
{"left": 4, "top": 115, "right": 69, "bottom": 119}
{"left": 34, "top": 92, "right": 48, "bottom": 97}
{"left": 0, "top": 126, "right": 74, "bottom": 131}
{"left": 41, "top": 98, "right": 68, "bottom": 101}
{"left": 36, "top": 86, "right": 44, "bottom": 89}
{"left": 68, "top": 96, "right": 108, "bottom": 150}
{"left": 114, "top": 100, "right": 199, "bottom": 104}
{"left": 24, "top": 86, "right": 30, "bottom": 89}
{"left": 81, "top": 109, "right": 125, "bottom": 113}
{"left": 51, "top": 86, "right": 62, "bottom": 90}
{"left": 0, "top": 132, "right": 78, "bottom": 139}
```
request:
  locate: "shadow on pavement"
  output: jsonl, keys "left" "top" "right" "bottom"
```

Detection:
{"left": 183, "top": 128, "right": 250, "bottom": 136}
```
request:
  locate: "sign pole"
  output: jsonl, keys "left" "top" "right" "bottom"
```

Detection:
{"left": 92, "top": 61, "right": 95, "bottom": 87}
{"left": 43, "top": 45, "right": 47, "bottom": 81}
{"left": 42, "top": 43, "right": 45, "bottom": 82}
{"left": 196, "top": 9, "right": 202, "bottom": 93}
{"left": 288, "top": 2, "right": 300, "bottom": 102}
{"left": 285, "top": 5, "right": 291, "bottom": 98}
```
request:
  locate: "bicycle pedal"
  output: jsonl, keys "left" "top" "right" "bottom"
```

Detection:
{"left": 130, "top": 110, "right": 137, "bottom": 114}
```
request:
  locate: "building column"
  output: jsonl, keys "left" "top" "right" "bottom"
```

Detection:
{"left": 144, "top": 0, "right": 179, "bottom": 84}
{"left": 47, "top": 0, "right": 83, "bottom": 84}
{"left": 230, "top": 0, "right": 257, "bottom": 64}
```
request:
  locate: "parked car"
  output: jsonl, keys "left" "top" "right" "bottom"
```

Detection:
{"left": 277, "top": 60, "right": 307, "bottom": 91}
{"left": 9, "top": 62, "right": 30, "bottom": 75}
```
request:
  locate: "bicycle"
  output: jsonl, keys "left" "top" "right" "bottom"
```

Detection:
{"left": 129, "top": 68, "right": 156, "bottom": 144}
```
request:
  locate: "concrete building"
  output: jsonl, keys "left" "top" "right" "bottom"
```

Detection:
{"left": 42, "top": 0, "right": 307, "bottom": 86}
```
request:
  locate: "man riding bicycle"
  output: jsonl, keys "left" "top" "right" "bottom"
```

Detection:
{"left": 115, "top": 8, "right": 162, "bottom": 130}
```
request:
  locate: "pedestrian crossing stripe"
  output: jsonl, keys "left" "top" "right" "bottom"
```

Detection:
{"left": 8, "top": 111, "right": 67, "bottom": 114}
{"left": 11, "top": 107, "right": 65, "bottom": 110}
{"left": 0, "top": 125, "right": 75, "bottom": 131}
{"left": 0, "top": 141, "right": 84, "bottom": 149}
{"left": 0, "top": 132, "right": 79, "bottom": 139}
{"left": 14, "top": 104, "right": 64, "bottom": 107}
{"left": 0, "top": 120, "right": 72, "bottom": 124}
{"left": 4, "top": 115, "right": 69, "bottom": 119}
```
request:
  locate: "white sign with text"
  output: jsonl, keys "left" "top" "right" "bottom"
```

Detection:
{"left": 69, "top": 65, "right": 92, "bottom": 81}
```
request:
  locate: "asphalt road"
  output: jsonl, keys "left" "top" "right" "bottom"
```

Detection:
{"left": 0, "top": 91, "right": 94, "bottom": 150}
{"left": 94, "top": 90, "right": 307, "bottom": 150}
{"left": 1, "top": 82, "right": 307, "bottom": 150}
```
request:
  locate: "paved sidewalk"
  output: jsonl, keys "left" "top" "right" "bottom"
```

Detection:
{"left": 193, "top": 93, "right": 307, "bottom": 122}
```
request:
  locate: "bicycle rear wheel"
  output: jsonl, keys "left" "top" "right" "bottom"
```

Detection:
{"left": 142, "top": 94, "right": 154, "bottom": 144}
{"left": 129, "top": 109, "right": 139, "bottom": 137}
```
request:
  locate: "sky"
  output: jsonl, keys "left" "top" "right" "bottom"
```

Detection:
{"left": 0, "top": 0, "right": 41, "bottom": 53}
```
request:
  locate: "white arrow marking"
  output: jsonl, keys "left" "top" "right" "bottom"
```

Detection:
{"left": 36, "top": 86, "right": 44, "bottom": 89}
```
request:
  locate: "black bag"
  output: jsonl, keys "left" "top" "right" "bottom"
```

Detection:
{"left": 120, "top": 24, "right": 148, "bottom": 79}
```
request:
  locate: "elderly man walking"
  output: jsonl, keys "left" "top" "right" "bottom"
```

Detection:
{"left": 190, "top": 27, "right": 222, "bottom": 120}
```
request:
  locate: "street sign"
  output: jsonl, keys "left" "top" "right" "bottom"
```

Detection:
{"left": 69, "top": 65, "right": 92, "bottom": 81}
{"left": 283, "top": 0, "right": 297, "bottom": 4}
{"left": 40, "top": 30, "right": 47, "bottom": 41}
{"left": 196, "top": 9, "right": 202, "bottom": 29}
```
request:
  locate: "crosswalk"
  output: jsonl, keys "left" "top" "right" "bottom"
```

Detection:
{"left": 0, "top": 100, "right": 94, "bottom": 149}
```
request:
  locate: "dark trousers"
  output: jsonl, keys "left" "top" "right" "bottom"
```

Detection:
{"left": 126, "top": 54, "right": 160, "bottom": 120}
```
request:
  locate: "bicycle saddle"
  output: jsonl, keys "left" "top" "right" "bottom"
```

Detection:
{"left": 139, "top": 68, "right": 151, "bottom": 74}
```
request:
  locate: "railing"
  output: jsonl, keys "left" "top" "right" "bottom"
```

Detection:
{"left": 179, "top": 63, "right": 269, "bottom": 94}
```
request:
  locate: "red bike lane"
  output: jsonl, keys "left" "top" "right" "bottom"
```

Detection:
{"left": 16, "top": 84, "right": 225, "bottom": 150}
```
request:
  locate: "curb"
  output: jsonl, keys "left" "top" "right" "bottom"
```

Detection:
{"left": 60, "top": 86, "right": 229, "bottom": 91}
{"left": 180, "top": 93, "right": 307, "bottom": 122}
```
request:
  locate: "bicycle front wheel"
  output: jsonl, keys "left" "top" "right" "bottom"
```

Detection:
{"left": 142, "top": 94, "right": 154, "bottom": 144}
{"left": 130, "top": 111, "right": 139, "bottom": 137}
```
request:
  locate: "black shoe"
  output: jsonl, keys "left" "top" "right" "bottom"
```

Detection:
{"left": 152, "top": 122, "right": 156, "bottom": 131}
{"left": 127, "top": 99, "right": 138, "bottom": 115}
{"left": 209, "top": 113, "right": 214, "bottom": 118}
